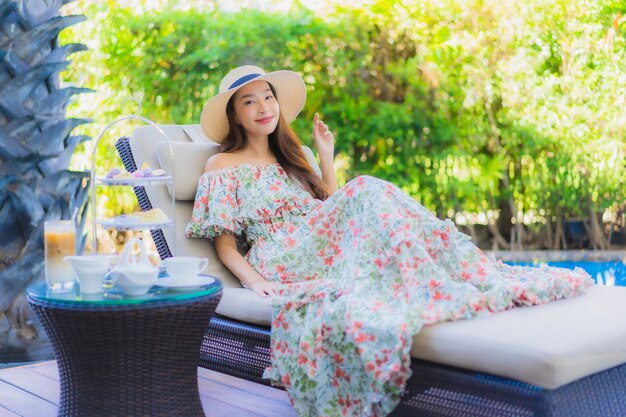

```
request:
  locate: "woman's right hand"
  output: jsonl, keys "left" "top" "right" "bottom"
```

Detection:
{"left": 248, "top": 279, "right": 280, "bottom": 299}
{"left": 312, "top": 112, "right": 335, "bottom": 159}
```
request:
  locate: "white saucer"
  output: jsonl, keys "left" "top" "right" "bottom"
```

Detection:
{"left": 156, "top": 276, "right": 215, "bottom": 292}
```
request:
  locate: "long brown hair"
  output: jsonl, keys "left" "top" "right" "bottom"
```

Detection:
{"left": 222, "top": 83, "right": 329, "bottom": 200}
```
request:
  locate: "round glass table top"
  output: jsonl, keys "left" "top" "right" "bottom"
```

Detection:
{"left": 27, "top": 275, "right": 222, "bottom": 306}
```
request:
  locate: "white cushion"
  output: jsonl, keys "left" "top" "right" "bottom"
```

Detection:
{"left": 412, "top": 285, "right": 626, "bottom": 389}
{"left": 129, "top": 125, "right": 241, "bottom": 289}
{"left": 221, "top": 285, "right": 626, "bottom": 389}
{"left": 216, "top": 288, "right": 273, "bottom": 326}
{"left": 156, "top": 141, "right": 220, "bottom": 201}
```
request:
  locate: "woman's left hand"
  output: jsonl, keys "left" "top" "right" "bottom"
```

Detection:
{"left": 313, "top": 113, "right": 335, "bottom": 159}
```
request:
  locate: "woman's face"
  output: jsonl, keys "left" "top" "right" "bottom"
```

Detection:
{"left": 231, "top": 80, "right": 280, "bottom": 140}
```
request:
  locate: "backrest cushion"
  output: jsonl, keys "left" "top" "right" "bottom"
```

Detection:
{"left": 156, "top": 141, "right": 219, "bottom": 201}
{"left": 152, "top": 127, "right": 321, "bottom": 202}
{"left": 129, "top": 125, "right": 241, "bottom": 286}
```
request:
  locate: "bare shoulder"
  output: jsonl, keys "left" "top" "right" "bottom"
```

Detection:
{"left": 204, "top": 153, "right": 245, "bottom": 173}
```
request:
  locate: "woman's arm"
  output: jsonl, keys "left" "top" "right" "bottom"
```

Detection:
{"left": 213, "top": 234, "right": 278, "bottom": 298}
{"left": 313, "top": 113, "right": 338, "bottom": 195}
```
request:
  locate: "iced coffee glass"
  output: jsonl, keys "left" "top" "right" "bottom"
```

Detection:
{"left": 44, "top": 220, "right": 76, "bottom": 291}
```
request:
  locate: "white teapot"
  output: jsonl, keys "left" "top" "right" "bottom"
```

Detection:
{"left": 111, "top": 238, "right": 158, "bottom": 295}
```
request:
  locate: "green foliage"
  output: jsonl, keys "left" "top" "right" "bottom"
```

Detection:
{"left": 62, "top": 0, "right": 626, "bottom": 248}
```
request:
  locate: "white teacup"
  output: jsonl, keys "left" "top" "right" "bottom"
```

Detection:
{"left": 164, "top": 257, "right": 209, "bottom": 285}
{"left": 64, "top": 255, "right": 116, "bottom": 294}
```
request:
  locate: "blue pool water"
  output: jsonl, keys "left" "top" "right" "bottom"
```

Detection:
{"left": 506, "top": 261, "right": 626, "bottom": 286}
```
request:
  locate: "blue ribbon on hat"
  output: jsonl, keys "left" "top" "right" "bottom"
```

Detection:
{"left": 228, "top": 73, "right": 262, "bottom": 90}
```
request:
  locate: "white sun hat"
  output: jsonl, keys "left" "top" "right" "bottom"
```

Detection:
{"left": 200, "top": 65, "right": 306, "bottom": 143}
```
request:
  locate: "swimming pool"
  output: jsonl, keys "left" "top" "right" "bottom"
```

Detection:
{"left": 505, "top": 260, "right": 626, "bottom": 287}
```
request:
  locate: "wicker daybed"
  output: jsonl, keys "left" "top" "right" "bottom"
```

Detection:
{"left": 116, "top": 124, "right": 626, "bottom": 417}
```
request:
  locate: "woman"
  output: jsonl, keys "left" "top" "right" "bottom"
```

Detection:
{"left": 186, "top": 65, "right": 592, "bottom": 417}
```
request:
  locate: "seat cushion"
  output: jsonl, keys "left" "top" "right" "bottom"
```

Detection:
{"left": 411, "top": 285, "right": 626, "bottom": 389}
{"left": 217, "top": 284, "right": 626, "bottom": 389}
{"left": 216, "top": 287, "right": 273, "bottom": 326}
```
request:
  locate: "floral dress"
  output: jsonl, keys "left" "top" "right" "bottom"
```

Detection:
{"left": 186, "top": 163, "right": 592, "bottom": 417}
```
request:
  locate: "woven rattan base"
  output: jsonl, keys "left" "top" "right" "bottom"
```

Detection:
{"left": 390, "top": 358, "right": 626, "bottom": 417}
{"left": 29, "top": 291, "right": 222, "bottom": 417}
{"left": 200, "top": 314, "right": 272, "bottom": 385}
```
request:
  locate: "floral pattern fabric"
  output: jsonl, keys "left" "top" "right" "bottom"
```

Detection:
{"left": 186, "top": 163, "right": 593, "bottom": 417}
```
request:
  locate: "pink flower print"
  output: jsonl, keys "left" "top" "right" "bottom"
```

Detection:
{"left": 440, "top": 232, "right": 449, "bottom": 249}
{"left": 428, "top": 279, "right": 441, "bottom": 290}
{"left": 355, "top": 332, "right": 368, "bottom": 343}
{"left": 281, "top": 373, "right": 290, "bottom": 386}
{"left": 351, "top": 321, "right": 363, "bottom": 332}
{"left": 273, "top": 311, "right": 289, "bottom": 330}
{"left": 371, "top": 301, "right": 385, "bottom": 312}
{"left": 335, "top": 366, "right": 346, "bottom": 380}
{"left": 374, "top": 257, "right": 390, "bottom": 269}
{"left": 225, "top": 194, "right": 237, "bottom": 208}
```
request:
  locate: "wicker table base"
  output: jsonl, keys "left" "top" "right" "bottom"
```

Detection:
{"left": 28, "top": 285, "right": 222, "bottom": 417}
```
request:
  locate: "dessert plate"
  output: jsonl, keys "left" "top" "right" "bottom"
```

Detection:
{"left": 156, "top": 276, "right": 215, "bottom": 292}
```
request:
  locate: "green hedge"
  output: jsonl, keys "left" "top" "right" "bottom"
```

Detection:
{"left": 63, "top": 0, "right": 626, "bottom": 249}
